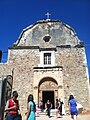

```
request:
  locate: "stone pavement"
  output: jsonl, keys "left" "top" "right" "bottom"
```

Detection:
{"left": 36, "top": 114, "right": 90, "bottom": 120}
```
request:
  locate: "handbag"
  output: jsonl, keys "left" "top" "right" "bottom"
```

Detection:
{"left": 18, "top": 114, "right": 22, "bottom": 120}
{"left": 17, "top": 110, "right": 22, "bottom": 120}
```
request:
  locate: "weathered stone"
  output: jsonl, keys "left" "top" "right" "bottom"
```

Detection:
{"left": 0, "top": 20, "right": 90, "bottom": 119}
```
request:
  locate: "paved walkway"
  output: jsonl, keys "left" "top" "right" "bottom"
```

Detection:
{"left": 36, "top": 114, "right": 90, "bottom": 120}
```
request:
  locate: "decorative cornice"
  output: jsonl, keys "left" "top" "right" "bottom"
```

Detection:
{"left": 8, "top": 46, "right": 39, "bottom": 49}
{"left": 33, "top": 66, "right": 63, "bottom": 69}
{"left": 39, "top": 48, "right": 57, "bottom": 51}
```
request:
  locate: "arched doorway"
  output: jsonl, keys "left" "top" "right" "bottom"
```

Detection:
{"left": 38, "top": 77, "right": 58, "bottom": 109}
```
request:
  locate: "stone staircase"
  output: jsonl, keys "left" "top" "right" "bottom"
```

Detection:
{"left": 36, "top": 109, "right": 58, "bottom": 116}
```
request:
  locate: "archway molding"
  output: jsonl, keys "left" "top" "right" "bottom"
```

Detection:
{"left": 38, "top": 77, "right": 58, "bottom": 108}
{"left": 33, "top": 67, "right": 64, "bottom": 104}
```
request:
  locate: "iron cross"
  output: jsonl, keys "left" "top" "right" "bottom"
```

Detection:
{"left": 45, "top": 12, "right": 51, "bottom": 19}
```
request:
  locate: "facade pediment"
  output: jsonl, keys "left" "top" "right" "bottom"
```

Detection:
{"left": 13, "top": 20, "right": 80, "bottom": 48}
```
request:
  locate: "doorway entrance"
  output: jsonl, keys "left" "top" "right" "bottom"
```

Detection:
{"left": 38, "top": 77, "right": 58, "bottom": 109}
{"left": 42, "top": 91, "right": 54, "bottom": 109}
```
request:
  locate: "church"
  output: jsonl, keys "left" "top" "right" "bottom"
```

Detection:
{"left": 0, "top": 16, "right": 90, "bottom": 116}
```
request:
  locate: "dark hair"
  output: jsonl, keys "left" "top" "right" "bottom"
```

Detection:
{"left": 28, "top": 94, "right": 36, "bottom": 111}
{"left": 13, "top": 91, "right": 18, "bottom": 98}
{"left": 56, "top": 99, "right": 58, "bottom": 102}
{"left": 28, "top": 94, "right": 34, "bottom": 102}
{"left": 69, "top": 95, "right": 74, "bottom": 101}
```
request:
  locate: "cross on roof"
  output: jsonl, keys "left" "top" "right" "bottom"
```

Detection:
{"left": 45, "top": 12, "right": 51, "bottom": 20}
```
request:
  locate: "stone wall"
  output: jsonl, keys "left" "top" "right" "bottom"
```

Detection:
{"left": 56, "top": 47, "right": 90, "bottom": 109}
{"left": 2, "top": 45, "right": 89, "bottom": 116}
{"left": 0, "top": 20, "right": 90, "bottom": 118}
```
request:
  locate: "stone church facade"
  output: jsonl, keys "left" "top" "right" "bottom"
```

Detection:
{"left": 0, "top": 19, "right": 90, "bottom": 116}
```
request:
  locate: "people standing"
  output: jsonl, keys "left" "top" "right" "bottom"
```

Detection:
{"left": 46, "top": 100, "right": 52, "bottom": 118}
{"left": 68, "top": 95, "right": 78, "bottom": 120}
{"left": 59, "top": 98, "right": 64, "bottom": 116}
{"left": 26, "top": 94, "right": 36, "bottom": 120}
{"left": 40, "top": 100, "right": 43, "bottom": 112}
{"left": 62, "top": 100, "right": 66, "bottom": 115}
{"left": 5, "top": 91, "right": 21, "bottom": 120}
{"left": 35, "top": 103, "right": 39, "bottom": 117}
{"left": 55, "top": 99, "right": 59, "bottom": 118}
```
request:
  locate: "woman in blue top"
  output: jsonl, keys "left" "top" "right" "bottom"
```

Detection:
{"left": 26, "top": 94, "right": 36, "bottom": 120}
{"left": 68, "top": 95, "right": 78, "bottom": 120}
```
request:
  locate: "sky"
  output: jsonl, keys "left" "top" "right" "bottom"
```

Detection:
{"left": 0, "top": 0, "right": 90, "bottom": 76}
